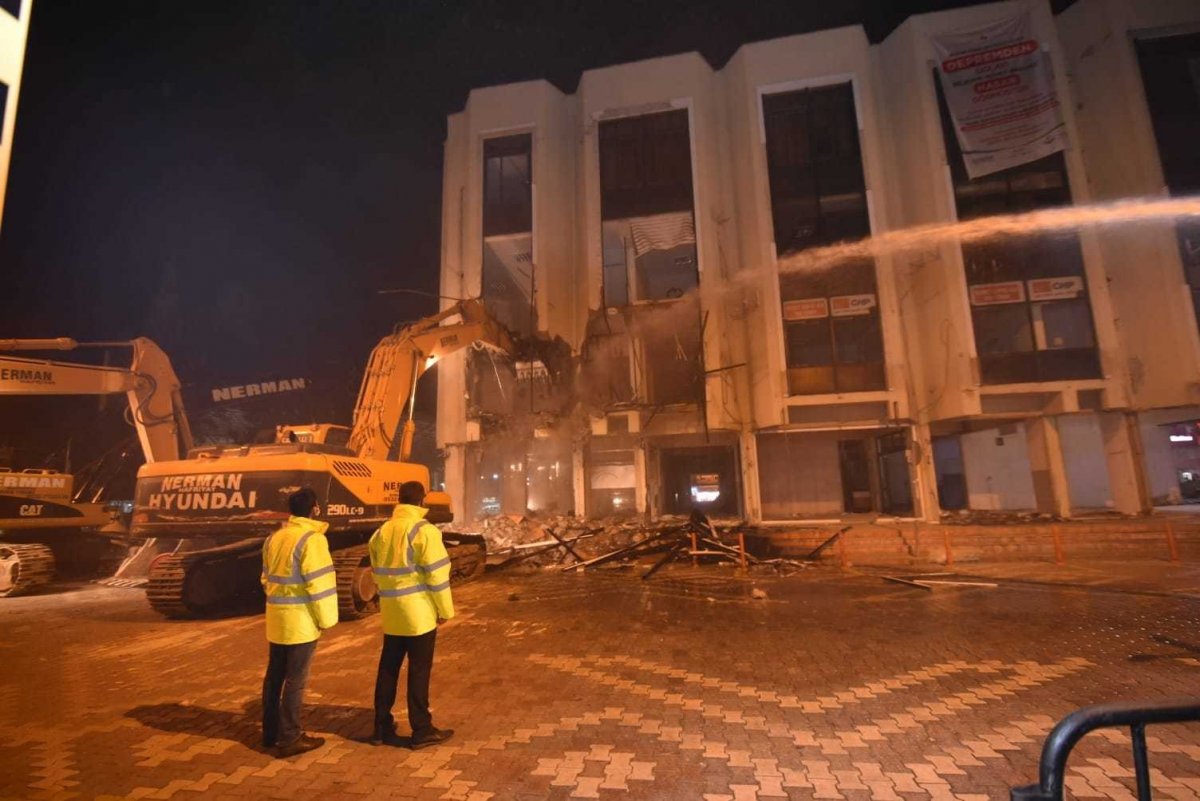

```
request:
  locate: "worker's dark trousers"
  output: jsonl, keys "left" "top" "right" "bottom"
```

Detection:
{"left": 262, "top": 640, "right": 317, "bottom": 747}
{"left": 373, "top": 629, "right": 437, "bottom": 735}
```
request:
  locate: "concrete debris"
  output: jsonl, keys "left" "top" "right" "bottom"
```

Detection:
{"left": 448, "top": 511, "right": 814, "bottom": 575}
{"left": 750, "top": 587, "right": 769, "bottom": 600}
{"left": 940, "top": 509, "right": 1063, "bottom": 526}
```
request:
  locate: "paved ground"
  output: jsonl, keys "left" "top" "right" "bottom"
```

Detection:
{"left": 1, "top": 560, "right": 1199, "bottom": 800}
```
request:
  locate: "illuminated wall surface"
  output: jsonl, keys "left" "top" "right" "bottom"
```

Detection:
{"left": 0, "top": 0, "right": 30, "bottom": 231}
{"left": 437, "top": 0, "right": 1200, "bottom": 524}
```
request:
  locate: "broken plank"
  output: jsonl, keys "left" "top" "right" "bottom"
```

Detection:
{"left": 881, "top": 575, "right": 933, "bottom": 591}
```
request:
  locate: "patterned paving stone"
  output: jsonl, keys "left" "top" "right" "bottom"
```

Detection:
{"left": 0, "top": 565, "right": 1198, "bottom": 799}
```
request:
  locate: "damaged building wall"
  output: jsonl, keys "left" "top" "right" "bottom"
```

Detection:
{"left": 437, "top": 0, "right": 1200, "bottom": 525}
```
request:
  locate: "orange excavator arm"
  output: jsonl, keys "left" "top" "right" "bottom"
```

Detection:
{"left": 348, "top": 299, "right": 516, "bottom": 462}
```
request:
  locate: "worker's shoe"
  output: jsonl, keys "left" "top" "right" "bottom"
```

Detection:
{"left": 275, "top": 733, "right": 325, "bottom": 758}
{"left": 410, "top": 727, "right": 454, "bottom": 750}
{"left": 369, "top": 723, "right": 406, "bottom": 747}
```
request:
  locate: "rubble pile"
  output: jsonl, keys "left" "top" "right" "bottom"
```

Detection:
{"left": 940, "top": 509, "right": 1063, "bottom": 525}
{"left": 448, "top": 512, "right": 811, "bottom": 575}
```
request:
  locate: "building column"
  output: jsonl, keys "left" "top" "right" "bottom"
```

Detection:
{"left": 444, "top": 444, "right": 467, "bottom": 524}
{"left": 572, "top": 445, "right": 587, "bottom": 519}
{"left": 634, "top": 445, "right": 649, "bottom": 516}
{"left": 1025, "top": 416, "right": 1072, "bottom": 517}
{"left": 739, "top": 430, "right": 762, "bottom": 524}
{"left": 910, "top": 423, "right": 942, "bottom": 522}
{"left": 1100, "top": 412, "right": 1151, "bottom": 515}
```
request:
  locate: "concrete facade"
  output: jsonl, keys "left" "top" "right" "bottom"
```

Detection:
{"left": 438, "top": 0, "right": 1200, "bottom": 525}
{"left": 0, "top": 0, "right": 31, "bottom": 230}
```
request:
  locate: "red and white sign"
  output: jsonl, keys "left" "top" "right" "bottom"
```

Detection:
{"left": 933, "top": 11, "right": 1068, "bottom": 178}
{"left": 782, "top": 298, "right": 829, "bottom": 321}
{"left": 1027, "top": 276, "right": 1083, "bottom": 301}
{"left": 830, "top": 294, "right": 877, "bottom": 317}
{"left": 969, "top": 281, "right": 1026, "bottom": 306}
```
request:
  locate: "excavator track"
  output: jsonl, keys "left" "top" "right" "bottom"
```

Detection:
{"left": 0, "top": 544, "right": 56, "bottom": 597}
{"left": 145, "top": 553, "right": 190, "bottom": 618}
{"left": 145, "top": 548, "right": 262, "bottom": 619}
{"left": 334, "top": 545, "right": 378, "bottom": 621}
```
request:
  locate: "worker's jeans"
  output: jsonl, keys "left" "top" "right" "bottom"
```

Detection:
{"left": 373, "top": 629, "right": 437, "bottom": 735}
{"left": 262, "top": 640, "right": 317, "bottom": 747}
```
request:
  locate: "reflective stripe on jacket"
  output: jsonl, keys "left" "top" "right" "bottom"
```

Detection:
{"left": 261, "top": 515, "right": 339, "bottom": 644}
{"left": 369, "top": 504, "right": 455, "bottom": 636}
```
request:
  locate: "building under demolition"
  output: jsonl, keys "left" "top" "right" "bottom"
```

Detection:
{"left": 436, "top": 0, "right": 1200, "bottom": 525}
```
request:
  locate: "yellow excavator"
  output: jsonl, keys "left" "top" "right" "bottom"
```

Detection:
{"left": 0, "top": 338, "right": 192, "bottom": 596}
{"left": 134, "top": 300, "right": 515, "bottom": 618}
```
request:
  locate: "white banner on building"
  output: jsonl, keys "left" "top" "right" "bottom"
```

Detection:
{"left": 830, "top": 294, "right": 877, "bottom": 317}
{"left": 933, "top": 10, "right": 1068, "bottom": 179}
{"left": 1027, "top": 275, "right": 1083, "bottom": 301}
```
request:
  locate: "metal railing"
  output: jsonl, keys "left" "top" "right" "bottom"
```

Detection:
{"left": 1011, "top": 697, "right": 1200, "bottom": 801}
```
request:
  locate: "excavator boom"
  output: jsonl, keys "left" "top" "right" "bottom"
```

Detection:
{"left": 349, "top": 299, "right": 515, "bottom": 462}
{"left": 0, "top": 337, "right": 193, "bottom": 462}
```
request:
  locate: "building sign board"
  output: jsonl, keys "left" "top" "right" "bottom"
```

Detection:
{"left": 1027, "top": 275, "right": 1083, "bottom": 301}
{"left": 830, "top": 294, "right": 878, "bottom": 317}
{"left": 782, "top": 298, "right": 829, "bottom": 321}
{"left": 933, "top": 10, "right": 1068, "bottom": 178}
{"left": 969, "top": 281, "right": 1026, "bottom": 306}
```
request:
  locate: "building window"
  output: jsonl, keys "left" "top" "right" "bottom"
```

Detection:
{"left": 762, "top": 83, "right": 886, "bottom": 395}
{"left": 935, "top": 78, "right": 1101, "bottom": 385}
{"left": 658, "top": 445, "right": 740, "bottom": 517}
{"left": 1135, "top": 33, "right": 1200, "bottom": 332}
{"left": 599, "top": 109, "right": 698, "bottom": 305}
{"left": 482, "top": 134, "right": 533, "bottom": 336}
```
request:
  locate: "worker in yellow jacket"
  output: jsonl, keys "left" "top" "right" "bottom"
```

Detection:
{"left": 260, "top": 488, "right": 338, "bottom": 757}
{"left": 368, "top": 480, "right": 455, "bottom": 749}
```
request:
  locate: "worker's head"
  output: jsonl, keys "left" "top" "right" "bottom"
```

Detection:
{"left": 399, "top": 481, "right": 426, "bottom": 506}
{"left": 288, "top": 487, "right": 319, "bottom": 518}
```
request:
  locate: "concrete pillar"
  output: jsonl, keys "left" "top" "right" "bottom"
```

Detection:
{"left": 444, "top": 444, "right": 467, "bottom": 523}
{"left": 572, "top": 445, "right": 586, "bottom": 519}
{"left": 738, "top": 430, "right": 762, "bottom": 524}
{"left": 1025, "top": 416, "right": 1072, "bottom": 517}
{"left": 1100, "top": 412, "right": 1151, "bottom": 515}
{"left": 910, "top": 423, "right": 942, "bottom": 522}
{"left": 634, "top": 445, "right": 649, "bottom": 516}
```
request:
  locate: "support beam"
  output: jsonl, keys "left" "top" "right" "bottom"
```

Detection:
{"left": 1100, "top": 412, "right": 1151, "bottom": 515}
{"left": 1025, "top": 416, "right": 1072, "bottom": 518}
{"left": 909, "top": 423, "right": 942, "bottom": 522}
{"left": 444, "top": 444, "right": 467, "bottom": 524}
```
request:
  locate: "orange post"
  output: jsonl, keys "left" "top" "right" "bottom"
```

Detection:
{"left": 1052, "top": 525, "right": 1065, "bottom": 565}
{"left": 738, "top": 531, "right": 748, "bottom": 571}
{"left": 691, "top": 529, "right": 698, "bottom": 567}
{"left": 1166, "top": 520, "right": 1180, "bottom": 563}
{"left": 837, "top": 532, "right": 849, "bottom": 568}
{"left": 943, "top": 528, "right": 954, "bottom": 567}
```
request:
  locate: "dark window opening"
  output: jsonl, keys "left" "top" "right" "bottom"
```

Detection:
{"left": 0, "top": 81, "right": 7, "bottom": 146}
{"left": 1136, "top": 33, "right": 1200, "bottom": 332}
{"left": 763, "top": 83, "right": 885, "bottom": 395}
{"left": 659, "top": 445, "right": 740, "bottom": 517}
{"left": 482, "top": 134, "right": 533, "bottom": 336}
{"left": 0, "top": 0, "right": 20, "bottom": 19}
{"left": 600, "top": 110, "right": 698, "bottom": 304}
{"left": 935, "top": 75, "right": 1101, "bottom": 385}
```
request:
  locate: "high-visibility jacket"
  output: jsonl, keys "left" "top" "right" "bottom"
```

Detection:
{"left": 261, "top": 515, "right": 339, "bottom": 644}
{"left": 369, "top": 504, "right": 455, "bottom": 636}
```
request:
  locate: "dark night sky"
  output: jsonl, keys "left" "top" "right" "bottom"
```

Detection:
{"left": 0, "top": 0, "right": 1075, "bottom": 469}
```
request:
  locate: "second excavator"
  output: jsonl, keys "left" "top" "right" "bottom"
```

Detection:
{"left": 134, "top": 300, "right": 515, "bottom": 618}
